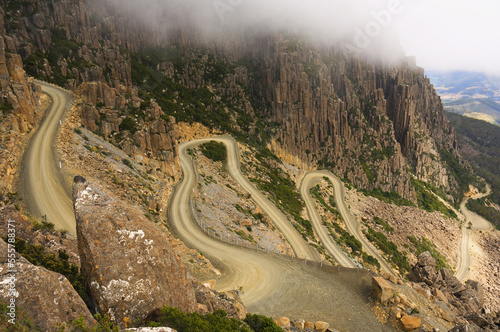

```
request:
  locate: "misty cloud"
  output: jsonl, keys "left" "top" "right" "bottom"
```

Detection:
{"left": 104, "top": 0, "right": 500, "bottom": 74}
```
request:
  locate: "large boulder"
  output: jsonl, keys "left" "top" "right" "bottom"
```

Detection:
{"left": 0, "top": 239, "right": 95, "bottom": 330}
{"left": 193, "top": 281, "right": 246, "bottom": 320}
{"left": 372, "top": 276, "right": 394, "bottom": 303}
{"left": 72, "top": 176, "right": 196, "bottom": 328}
{"left": 408, "top": 252, "right": 442, "bottom": 286}
{"left": 400, "top": 314, "right": 421, "bottom": 331}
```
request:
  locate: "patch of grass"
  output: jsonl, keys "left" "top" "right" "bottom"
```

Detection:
{"left": 411, "top": 178, "right": 457, "bottom": 218}
{"left": 235, "top": 230, "right": 256, "bottom": 244}
{"left": 362, "top": 188, "right": 415, "bottom": 207}
{"left": 57, "top": 313, "right": 119, "bottom": 331}
{"left": 325, "top": 221, "right": 362, "bottom": 256}
{"left": 200, "top": 141, "right": 226, "bottom": 162}
{"left": 122, "top": 158, "right": 134, "bottom": 169}
{"left": 373, "top": 216, "right": 394, "bottom": 233}
{"left": 4, "top": 238, "right": 85, "bottom": 300}
{"left": 365, "top": 227, "right": 410, "bottom": 273}
{"left": 146, "top": 306, "right": 252, "bottom": 331}
{"left": 251, "top": 156, "right": 313, "bottom": 240}
{"left": 310, "top": 185, "right": 340, "bottom": 218}
{"left": 407, "top": 236, "right": 452, "bottom": 271}
{"left": 362, "top": 252, "right": 380, "bottom": 270}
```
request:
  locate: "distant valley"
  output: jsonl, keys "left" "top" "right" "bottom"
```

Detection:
{"left": 428, "top": 70, "right": 500, "bottom": 125}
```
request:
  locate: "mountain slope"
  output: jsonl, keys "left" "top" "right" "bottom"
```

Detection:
{"left": 445, "top": 111, "right": 500, "bottom": 228}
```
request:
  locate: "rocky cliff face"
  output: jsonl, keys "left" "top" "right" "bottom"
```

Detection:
{"left": 1, "top": 0, "right": 461, "bottom": 201}
{"left": 241, "top": 37, "right": 457, "bottom": 200}
{"left": 0, "top": 33, "right": 41, "bottom": 197}
{"left": 409, "top": 252, "right": 499, "bottom": 330}
{"left": 0, "top": 238, "right": 96, "bottom": 330}
{"left": 72, "top": 175, "right": 197, "bottom": 328}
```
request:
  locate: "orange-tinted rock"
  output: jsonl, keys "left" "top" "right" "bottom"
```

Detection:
{"left": 400, "top": 315, "right": 421, "bottom": 331}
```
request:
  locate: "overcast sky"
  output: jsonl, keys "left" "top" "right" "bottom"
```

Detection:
{"left": 113, "top": 0, "right": 500, "bottom": 75}
{"left": 395, "top": 0, "right": 500, "bottom": 75}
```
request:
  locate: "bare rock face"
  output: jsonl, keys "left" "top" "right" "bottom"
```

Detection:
{"left": 0, "top": 239, "right": 95, "bottom": 330}
{"left": 194, "top": 281, "right": 247, "bottom": 320}
{"left": 409, "top": 253, "right": 499, "bottom": 331}
{"left": 372, "top": 276, "right": 394, "bottom": 304}
{"left": 72, "top": 176, "right": 196, "bottom": 328}
{"left": 409, "top": 251, "right": 442, "bottom": 286}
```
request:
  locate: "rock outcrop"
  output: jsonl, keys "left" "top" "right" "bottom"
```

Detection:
{"left": 372, "top": 276, "right": 395, "bottom": 304}
{"left": 194, "top": 281, "right": 246, "bottom": 320}
{"left": 0, "top": 239, "right": 95, "bottom": 330}
{"left": 409, "top": 252, "right": 499, "bottom": 331}
{"left": 0, "top": 34, "right": 42, "bottom": 196}
{"left": 0, "top": 205, "right": 80, "bottom": 266}
{"left": 72, "top": 175, "right": 197, "bottom": 328}
{"left": 2, "top": 0, "right": 461, "bottom": 202}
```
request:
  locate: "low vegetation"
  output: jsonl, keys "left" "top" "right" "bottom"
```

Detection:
{"left": 146, "top": 306, "right": 281, "bottom": 332}
{"left": 249, "top": 151, "right": 314, "bottom": 240}
{"left": 3, "top": 237, "right": 84, "bottom": 299}
{"left": 373, "top": 216, "right": 394, "bottom": 233}
{"left": 439, "top": 148, "right": 479, "bottom": 206}
{"left": 466, "top": 198, "right": 500, "bottom": 230}
{"left": 58, "top": 314, "right": 119, "bottom": 332}
{"left": 408, "top": 236, "right": 452, "bottom": 271}
{"left": 411, "top": 178, "right": 457, "bottom": 218}
{"left": 0, "top": 302, "right": 37, "bottom": 331}
{"left": 365, "top": 227, "right": 410, "bottom": 274}
{"left": 362, "top": 188, "right": 414, "bottom": 207}
{"left": 200, "top": 141, "right": 226, "bottom": 162}
{"left": 446, "top": 111, "right": 500, "bottom": 228}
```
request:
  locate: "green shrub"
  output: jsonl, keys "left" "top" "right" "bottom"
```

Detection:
{"left": 439, "top": 148, "right": 477, "bottom": 205}
{"left": 362, "top": 188, "right": 414, "bottom": 207}
{"left": 0, "top": 301, "right": 37, "bottom": 331}
{"left": 365, "top": 228, "right": 410, "bottom": 273}
{"left": 122, "top": 159, "right": 134, "bottom": 169}
{"left": 3, "top": 238, "right": 85, "bottom": 299}
{"left": 32, "top": 217, "right": 55, "bottom": 232}
{"left": 408, "top": 236, "right": 452, "bottom": 271}
{"left": 147, "top": 306, "right": 251, "bottom": 332}
{"left": 362, "top": 252, "right": 380, "bottom": 270}
{"left": 411, "top": 178, "right": 457, "bottom": 218}
{"left": 200, "top": 141, "right": 226, "bottom": 162}
{"left": 58, "top": 313, "right": 119, "bottom": 331}
{"left": 119, "top": 117, "right": 137, "bottom": 134}
{"left": 0, "top": 98, "right": 14, "bottom": 113}
{"left": 373, "top": 216, "right": 394, "bottom": 233}
{"left": 243, "top": 314, "right": 282, "bottom": 332}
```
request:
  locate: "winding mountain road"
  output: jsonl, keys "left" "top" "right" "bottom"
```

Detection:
{"left": 456, "top": 185, "right": 493, "bottom": 281}
{"left": 301, "top": 171, "right": 394, "bottom": 274}
{"left": 169, "top": 137, "right": 392, "bottom": 330}
{"left": 21, "top": 86, "right": 390, "bottom": 329}
{"left": 181, "top": 137, "right": 319, "bottom": 261}
{"left": 21, "top": 82, "right": 76, "bottom": 234}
